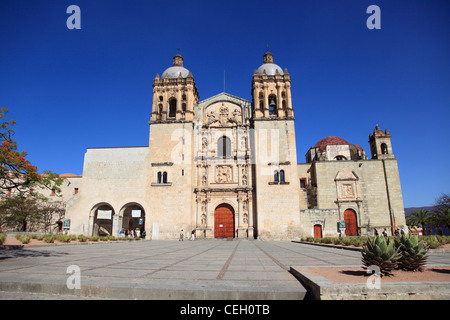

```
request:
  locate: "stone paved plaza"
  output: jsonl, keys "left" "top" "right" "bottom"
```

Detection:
{"left": 0, "top": 240, "right": 449, "bottom": 300}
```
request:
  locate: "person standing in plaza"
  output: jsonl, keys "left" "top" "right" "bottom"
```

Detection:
{"left": 179, "top": 228, "right": 184, "bottom": 241}
{"left": 190, "top": 229, "right": 195, "bottom": 241}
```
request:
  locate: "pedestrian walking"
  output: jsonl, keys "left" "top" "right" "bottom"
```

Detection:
{"left": 179, "top": 229, "right": 184, "bottom": 241}
{"left": 190, "top": 229, "right": 195, "bottom": 241}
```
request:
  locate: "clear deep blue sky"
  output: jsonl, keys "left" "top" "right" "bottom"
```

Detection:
{"left": 0, "top": 0, "right": 449, "bottom": 207}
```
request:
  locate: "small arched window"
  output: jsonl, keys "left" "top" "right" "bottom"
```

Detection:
{"left": 268, "top": 94, "right": 277, "bottom": 115}
{"left": 280, "top": 170, "right": 285, "bottom": 183}
{"left": 381, "top": 143, "right": 388, "bottom": 154}
{"left": 335, "top": 155, "right": 347, "bottom": 161}
{"left": 274, "top": 170, "right": 279, "bottom": 183}
{"left": 163, "top": 172, "right": 168, "bottom": 184}
{"left": 157, "top": 172, "right": 162, "bottom": 184}
{"left": 169, "top": 98, "right": 177, "bottom": 118}
{"left": 218, "top": 136, "right": 231, "bottom": 158}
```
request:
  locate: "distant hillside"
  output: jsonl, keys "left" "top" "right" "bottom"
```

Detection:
{"left": 404, "top": 206, "right": 436, "bottom": 217}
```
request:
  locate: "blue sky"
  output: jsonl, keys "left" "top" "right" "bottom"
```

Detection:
{"left": 0, "top": 0, "right": 448, "bottom": 207}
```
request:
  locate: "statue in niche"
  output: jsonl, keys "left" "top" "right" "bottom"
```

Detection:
{"left": 201, "top": 213, "right": 207, "bottom": 227}
{"left": 242, "top": 174, "right": 247, "bottom": 185}
{"left": 243, "top": 213, "right": 248, "bottom": 225}
{"left": 201, "top": 175, "right": 207, "bottom": 186}
{"left": 202, "top": 137, "right": 208, "bottom": 150}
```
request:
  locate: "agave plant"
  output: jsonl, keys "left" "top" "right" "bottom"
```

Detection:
{"left": 395, "top": 234, "right": 429, "bottom": 272}
{"left": 361, "top": 236, "right": 401, "bottom": 276}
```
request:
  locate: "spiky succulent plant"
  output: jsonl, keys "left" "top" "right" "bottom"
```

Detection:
{"left": 395, "top": 234, "right": 429, "bottom": 272}
{"left": 361, "top": 236, "right": 401, "bottom": 277}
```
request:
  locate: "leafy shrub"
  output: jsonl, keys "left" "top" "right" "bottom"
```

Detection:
{"left": 321, "top": 237, "right": 333, "bottom": 244}
{"left": 29, "top": 234, "right": 38, "bottom": 239}
{"left": 77, "top": 235, "right": 87, "bottom": 242}
{"left": 0, "top": 233, "right": 6, "bottom": 245}
{"left": 89, "top": 236, "right": 99, "bottom": 242}
{"left": 341, "top": 238, "right": 353, "bottom": 246}
{"left": 44, "top": 235, "right": 54, "bottom": 243}
{"left": 333, "top": 238, "right": 342, "bottom": 245}
{"left": 15, "top": 234, "right": 22, "bottom": 240}
{"left": 350, "top": 237, "right": 363, "bottom": 247}
{"left": 21, "top": 236, "right": 30, "bottom": 244}
{"left": 57, "top": 235, "right": 71, "bottom": 243}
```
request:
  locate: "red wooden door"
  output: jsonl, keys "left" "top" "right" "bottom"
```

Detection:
{"left": 214, "top": 204, "right": 235, "bottom": 238}
{"left": 314, "top": 224, "right": 322, "bottom": 238}
{"left": 344, "top": 209, "right": 358, "bottom": 236}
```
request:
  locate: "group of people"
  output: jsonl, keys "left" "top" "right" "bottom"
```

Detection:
{"left": 179, "top": 229, "right": 196, "bottom": 241}
{"left": 374, "top": 227, "right": 405, "bottom": 237}
{"left": 119, "top": 228, "right": 146, "bottom": 239}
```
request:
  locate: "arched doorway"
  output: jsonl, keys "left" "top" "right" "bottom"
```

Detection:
{"left": 92, "top": 204, "right": 115, "bottom": 236}
{"left": 314, "top": 224, "right": 322, "bottom": 238}
{"left": 121, "top": 203, "right": 146, "bottom": 235}
{"left": 214, "top": 204, "right": 235, "bottom": 238}
{"left": 344, "top": 209, "right": 358, "bottom": 236}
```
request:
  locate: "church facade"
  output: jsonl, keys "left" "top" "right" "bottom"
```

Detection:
{"left": 61, "top": 52, "right": 407, "bottom": 240}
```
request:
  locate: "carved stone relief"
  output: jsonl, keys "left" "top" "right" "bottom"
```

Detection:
{"left": 216, "top": 165, "right": 233, "bottom": 183}
{"left": 206, "top": 103, "right": 242, "bottom": 127}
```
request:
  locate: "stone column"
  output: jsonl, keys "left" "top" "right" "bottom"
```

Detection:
{"left": 176, "top": 89, "right": 182, "bottom": 120}
{"left": 276, "top": 84, "right": 283, "bottom": 117}
{"left": 286, "top": 84, "right": 293, "bottom": 116}
{"left": 248, "top": 194, "right": 254, "bottom": 239}
{"left": 263, "top": 85, "right": 269, "bottom": 117}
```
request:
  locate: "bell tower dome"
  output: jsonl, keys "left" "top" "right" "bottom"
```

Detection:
{"left": 150, "top": 54, "right": 199, "bottom": 122}
{"left": 251, "top": 52, "right": 293, "bottom": 119}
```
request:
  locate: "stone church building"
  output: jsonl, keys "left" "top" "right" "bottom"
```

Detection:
{"left": 60, "top": 52, "right": 406, "bottom": 240}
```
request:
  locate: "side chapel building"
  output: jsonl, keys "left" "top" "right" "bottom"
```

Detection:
{"left": 62, "top": 52, "right": 407, "bottom": 240}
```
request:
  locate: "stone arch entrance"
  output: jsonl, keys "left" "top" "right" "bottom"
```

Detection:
{"left": 91, "top": 203, "right": 115, "bottom": 236}
{"left": 120, "top": 203, "right": 146, "bottom": 235}
{"left": 214, "top": 203, "right": 235, "bottom": 238}
{"left": 344, "top": 208, "right": 358, "bottom": 236}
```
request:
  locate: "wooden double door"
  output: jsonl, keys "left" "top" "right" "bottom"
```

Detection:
{"left": 344, "top": 209, "right": 358, "bottom": 236}
{"left": 214, "top": 204, "right": 235, "bottom": 238}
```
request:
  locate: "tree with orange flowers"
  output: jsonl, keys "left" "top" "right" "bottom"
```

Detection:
{"left": 0, "top": 108, "right": 64, "bottom": 197}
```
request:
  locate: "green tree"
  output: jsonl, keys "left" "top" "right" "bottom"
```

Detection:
{"left": 407, "top": 209, "right": 431, "bottom": 235}
{"left": 0, "top": 195, "right": 40, "bottom": 232}
{"left": 432, "top": 194, "right": 450, "bottom": 234}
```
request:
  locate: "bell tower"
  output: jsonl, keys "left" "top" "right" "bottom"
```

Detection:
{"left": 252, "top": 52, "right": 294, "bottom": 119}
{"left": 369, "top": 126, "right": 395, "bottom": 159}
{"left": 150, "top": 54, "right": 199, "bottom": 122}
{"left": 250, "top": 52, "right": 302, "bottom": 239}
{"left": 147, "top": 54, "right": 198, "bottom": 240}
